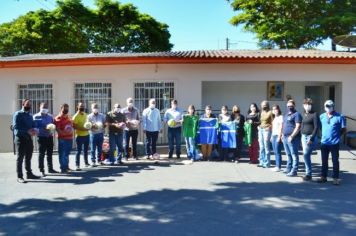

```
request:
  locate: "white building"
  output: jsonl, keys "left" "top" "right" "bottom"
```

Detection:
{"left": 1, "top": 50, "right": 356, "bottom": 152}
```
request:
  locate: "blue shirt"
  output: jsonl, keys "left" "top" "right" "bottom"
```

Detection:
{"left": 33, "top": 112, "right": 54, "bottom": 137}
{"left": 320, "top": 112, "right": 346, "bottom": 145}
{"left": 142, "top": 107, "right": 162, "bottom": 132}
{"left": 282, "top": 111, "right": 302, "bottom": 136}
{"left": 164, "top": 108, "right": 183, "bottom": 127}
{"left": 87, "top": 112, "right": 106, "bottom": 134}
{"left": 12, "top": 109, "right": 35, "bottom": 137}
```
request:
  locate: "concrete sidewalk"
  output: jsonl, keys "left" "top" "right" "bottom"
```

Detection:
{"left": 0, "top": 148, "right": 356, "bottom": 236}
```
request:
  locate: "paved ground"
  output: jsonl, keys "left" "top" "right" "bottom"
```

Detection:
{"left": 1, "top": 147, "right": 356, "bottom": 236}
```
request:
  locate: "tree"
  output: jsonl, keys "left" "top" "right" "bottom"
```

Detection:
{"left": 228, "top": 0, "right": 356, "bottom": 49}
{"left": 0, "top": 0, "right": 172, "bottom": 56}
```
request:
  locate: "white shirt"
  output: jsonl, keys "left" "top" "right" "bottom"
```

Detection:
{"left": 272, "top": 115, "right": 283, "bottom": 136}
{"left": 163, "top": 108, "right": 183, "bottom": 127}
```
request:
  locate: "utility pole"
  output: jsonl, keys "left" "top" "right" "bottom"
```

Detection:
{"left": 226, "top": 38, "right": 229, "bottom": 50}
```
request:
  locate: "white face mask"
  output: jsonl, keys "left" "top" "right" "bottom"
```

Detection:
{"left": 92, "top": 108, "right": 99, "bottom": 114}
{"left": 114, "top": 108, "right": 121, "bottom": 113}
{"left": 149, "top": 104, "right": 155, "bottom": 109}
{"left": 128, "top": 102, "right": 133, "bottom": 108}
{"left": 303, "top": 104, "right": 312, "bottom": 112}
{"left": 325, "top": 107, "right": 334, "bottom": 113}
{"left": 40, "top": 108, "right": 48, "bottom": 114}
{"left": 172, "top": 104, "right": 177, "bottom": 109}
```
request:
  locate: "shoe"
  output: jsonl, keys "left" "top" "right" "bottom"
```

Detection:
{"left": 317, "top": 177, "right": 327, "bottom": 183}
{"left": 168, "top": 156, "right": 172, "bottom": 159}
{"left": 122, "top": 157, "right": 128, "bottom": 162}
{"left": 286, "top": 172, "right": 297, "bottom": 177}
{"left": 117, "top": 160, "right": 124, "bottom": 165}
{"left": 134, "top": 156, "right": 139, "bottom": 160}
{"left": 27, "top": 173, "right": 41, "bottom": 179}
{"left": 75, "top": 166, "right": 82, "bottom": 171}
{"left": 85, "top": 164, "right": 90, "bottom": 168}
{"left": 48, "top": 169, "right": 59, "bottom": 174}
{"left": 60, "top": 169, "right": 67, "bottom": 173}
{"left": 271, "top": 167, "right": 281, "bottom": 172}
{"left": 257, "top": 164, "right": 263, "bottom": 167}
{"left": 17, "top": 178, "right": 27, "bottom": 183}
{"left": 98, "top": 161, "right": 104, "bottom": 165}
{"left": 67, "top": 168, "right": 74, "bottom": 172}
{"left": 333, "top": 178, "right": 340, "bottom": 185}
{"left": 302, "top": 175, "right": 312, "bottom": 181}
{"left": 90, "top": 163, "right": 97, "bottom": 168}
{"left": 176, "top": 155, "right": 181, "bottom": 159}
{"left": 146, "top": 156, "right": 152, "bottom": 160}
{"left": 283, "top": 169, "right": 291, "bottom": 174}
{"left": 40, "top": 171, "right": 46, "bottom": 177}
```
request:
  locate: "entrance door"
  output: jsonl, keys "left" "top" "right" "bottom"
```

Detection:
{"left": 305, "top": 86, "right": 324, "bottom": 114}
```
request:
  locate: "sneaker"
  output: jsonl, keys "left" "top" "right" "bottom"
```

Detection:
{"left": 75, "top": 166, "right": 82, "bottom": 171}
{"left": 257, "top": 164, "right": 263, "bottom": 167}
{"left": 17, "top": 178, "right": 27, "bottom": 183}
{"left": 48, "top": 169, "right": 59, "bottom": 174}
{"left": 27, "top": 173, "right": 41, "bottom": 179}
{"left": 283, "top": 169, "right": 291, "bottom": 174}
{"left": 60, "top": 169, "right": 67, "bottom": 174}
{"left": 333, "top": 178, "right": 340, "bottom": 185}
{"left": 176, "top": 155, "right": 181, "bottom": 159}
{"left": 90, "top": 163, "right": 97, "bottom": 168}
{"left": 317, "top": 177, "right": 327, "bottom": 183}
{"left": 122, "top": 157, "right": 128, "bottom": 162}
{"left": 117, "top": 160, "right": 124, "bottom": 165}
{"left": 146, "top": 156, "right": 152, "bottom": 160}
{"left": 302, "top": 175, "right": 312, "bottom": 181}
{"left": 286, "top": 172, "right": 297, "bottom": 177}
{"left": 40, "top": 171, "right": 46, "bottom": 177}
{"left": 85, "top": 164, "right": 90, "bottom": 168}
{"left": 271, "top": 167, "right": 281, "bottom": 172}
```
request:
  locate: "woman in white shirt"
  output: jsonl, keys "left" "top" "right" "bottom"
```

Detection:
{"left": 271, "top": 105, "right": 283, "bottom": 172}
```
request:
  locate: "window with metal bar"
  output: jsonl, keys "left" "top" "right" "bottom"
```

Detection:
{"left": 17, "top": 84, "right": 53, "bottom": 114}
{"left": 74, "top": 83, "right": 112, "bottom": 113}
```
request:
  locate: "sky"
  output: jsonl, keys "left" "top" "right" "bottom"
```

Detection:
{"left": 0, "top": 0, "right": 332, "bottom": 51}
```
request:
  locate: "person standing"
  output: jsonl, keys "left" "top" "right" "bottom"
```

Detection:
{"left": 200, "top": 105, "right": 217, "bottom": 161}
{"left": 300, "top": 98, "right": 319, "bottom": 181}
{"left": 122, "top": 97, "right": 140, "bottom": 160}
{"left": 245, "top": 103, "right": 260, "bottom": 164}
{"left": 142, "top": 99, "right": 162, "bottom": 159}
{"left": 258, "top": 101, "right": 273, "bottom": 168}
{"left": 164, "top": 99, "right": 183, "bottom": 159}
{"left": 318, "top": 100, "right": 346, "bottom": 185}
{"left": 87, "top": 103, "right": 106, "bottom": 167}
{"left": 219, "top": 105, "right": 232, "bottom": 161}
{"left": 55, "top": 103, "right": 73, "bottom": 173}
{"left": 270, "top": 105, "right": 283, "bottom": 172}
{"left": 33, "top": 102, "right": 58, "bottom": 177}
{"left": 12, "top": 99, "right": 40, "bottom": 183}
{"left": 106, "top": 103, "right": 127, "bottom": 165}
{"left": 231, "top": 105, "right": 245, "bottom": 161}
{"left": 72, "top": 102, "right": 90, "bottom": 170}
{"left": 183, "top": 105, "right": 199, "bottom": 161}
{"left": 282, "top": 99, "right": 302, "bottom": 177}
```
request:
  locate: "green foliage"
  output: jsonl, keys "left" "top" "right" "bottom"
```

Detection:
{"left": 229, "top": 0, "right": 356, "bottom": 49}
{"left": 0, "top": 0, "right": 172, "bottom": 56}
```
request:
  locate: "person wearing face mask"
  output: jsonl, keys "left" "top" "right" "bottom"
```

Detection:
{"left": 231, "top": 105, "right": 245, "bottom": 161}
{"left": 12, "top": 99, "right": 40, "bottom": 183}
{"left": 87, "top": 103, "right": 106, "bottom": 166}
{"left": 318, "top": 100, "right": 346, "bottom": 185}
{"left": 72, "top": 102, "right": 90, "bottom": 170}
{"left": 271, "top": 105, "right": 283, "bottom": 172}
{"left": 106, "top": 103, "right": 127, "bottom": 165}
{"left": 281, "top": 99, "right": 302, "bottom": 177}
{"left": 200, "top": 105, "right": 217, "bottom": 161}
{"left": 300, "top": 98, "right": 319, "bottom": 181}
{"left": 245, "top": 103, "right": 261, "bottom": 164}
{"left": 164, "top": 99, "right": 183, "bottom": 159}
{"left": 55, "top": 103, "right": 73, "bottom": 173}
{"left": 142, "top": 99, "right": 162, "bottom": 159}
{"left": 122, "top": 98, "right": 140, "bottom": 160}
{"left": 258, "top": 101, "right": 274, "bottom": 168}
{"left": 33, "top": 102, "right": 58, "bottom": 177}
{"left": 218, "top": 105, "right": 233, "bottom": 161}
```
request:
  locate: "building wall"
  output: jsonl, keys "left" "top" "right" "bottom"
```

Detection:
{"left": 0, "top": 63, "right": 355, "bottom": 152}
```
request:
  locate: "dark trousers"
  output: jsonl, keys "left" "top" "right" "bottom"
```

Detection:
{"left": 321, "top": 144, "right": 340, "bottom": 179}
{"left": 76, "top": 135, "right": 89, "bottom": 166}
{"left": 15, "top": 135, "right": 33, "bottom": 178}
{"left": 145, "top": 131, "right": 159, "bottom": 156}
{"left": 124, "top": 130, "right": 138, "bottom": 158}
{"left": 168, "top": 127, "right": 181, "bottom": 157}
{"left": 38, "top": 136, "right": 54, "bottom": 172}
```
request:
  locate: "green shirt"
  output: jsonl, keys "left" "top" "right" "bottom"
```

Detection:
{"left": 183, "top": 115, "right": 198, "bottom": 138}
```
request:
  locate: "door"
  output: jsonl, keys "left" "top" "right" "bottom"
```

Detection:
{"left": 305, "top": 86, "right": 324, "bottom": 114}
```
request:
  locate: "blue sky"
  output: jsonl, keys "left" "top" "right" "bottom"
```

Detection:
{"left": 0, "top": 0, "right": 331, "bottom": 51}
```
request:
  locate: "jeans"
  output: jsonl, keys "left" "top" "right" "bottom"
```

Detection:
{"left": 37, "top": 136, "right": 54, "bottom": 172}
{"left": 90, "top": 133, "right": 104, "bottom": 163}
{"left": 76, "top": 135, "right": 89, "bottom": 167}
{"left": 15, "top": 135, "right": 33, "bottom": 178}
{"left": 271, "top": 135, "right": 282, "bottom": 169}
{"left": 258, "top": 128, "right": 271, "bottom": 167}
{"left": 58, "top": 139, "right": 72, "bottom": 171}
{"left": 124, "top": 130, "right": 138, "bottom": 158}
{"left": 301, "top": 134, "right": 318, "bottom": 176}
{"left": 145, "top": 131, "right": 159, "bottom": 156}
{"left": 185, "top": 137, "right": 196, "bottom": 159}
{"left": 168, "top": 127, "right": 181, "bottom": 157}
{"left": 282, "top": 135, "right": 300, "bottom": 174}
{"left": 320, "top": 144, "right": 340, "bottom": 179}
{"left": 109, "top": 132, "right": 124, "bottom": 164}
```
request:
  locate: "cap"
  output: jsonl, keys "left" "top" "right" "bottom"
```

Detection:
{"left": 324, "top": 100, "right": 334, "bottom": 107}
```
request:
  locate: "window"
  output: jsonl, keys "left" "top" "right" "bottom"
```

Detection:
{"left": 134, "top": 82, "right": 175, "bottom": 112}
{"left": 74, "top": 83, "right": 112, "bottom": 113}
{"left": 18, "top": 84, "right": 53, "bottom": 114}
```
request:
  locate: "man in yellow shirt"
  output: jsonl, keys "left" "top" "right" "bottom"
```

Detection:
{"left": 72, "top": 102, "right": 90, "bottom": 170}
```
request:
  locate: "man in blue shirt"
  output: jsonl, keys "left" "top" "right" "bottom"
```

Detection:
{"left": 282, "top": 99, "right": 302, "bottom": 177}
{"left": 12, "top": 99, "right": 40, "bottom": 183}
{"left": 164, "top": 99, "right": 183, "bottom": 159}
{"left": 33, "top": 102, "right": 58, "bottom": 176}
{"left": 318, "top": 100, "right": 346, "bottom": 185}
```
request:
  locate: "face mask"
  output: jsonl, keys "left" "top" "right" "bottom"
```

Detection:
{"left": 262, "top": 106, "right": 268, "bottom": 111}
{"left": 150, "top": 104, "right": 155, "bottom": 109}
{"left": 222, "top": 110, "right": 227, "bottom": 115}
{"left": 114, "top": 108, "right": 121, "bottom": 113}
{"left": 325, "top": 106, "right": 334, "bottom": 113}
{"left": 172, "top": 104, "right": 177, "bottom": 110}
{"left": 128, "top": 103, "right": 133, "bottom": 108}
{"left": 92, "top": 108, "right": 99, "bottom": 114}
{"left": 63, "top": 109, "right": 69, "bottom": 115}
{"left": 79, "top": 108, "right": 85, "bottom": 112}
{"left": 40, "top": 108, "right": 48, "bottom": 114}
{"left": 303, "top": 104, "right": 312, "bottom": 112}
{"left": 287, "top": 106, "right": 295, "bottom": 112}
{"left": 24, "top": 106, "right": 31, "bottom": 112}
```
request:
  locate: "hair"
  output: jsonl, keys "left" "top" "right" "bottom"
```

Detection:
{"left": 287, "top": 99, "right": 296, "bottom": 106}
{"left": 272, "top": 104, "right": 282, "bottom": 116}
{"left": 205, "top": 105, "right": 212, "bottom": 110}
{"left": 171, "top": 99, "right": 178, "bottom": 105}
{"left": 261, "top": 100, "right": 270, "bottom": 110}
{"left": 303, "top": 98, "right": 313, "bottom": 105}
{"left": 91, "top": 102, "right": 98, "bottom": 108}
{"left": 187, "top": 105, "right": 195, "bottom": 114}
{"left": 126, "top": 97, "right": 133, "bottom": 103}
{"left": 60, "top": 103, "right": 69, "bottom": 109}
{"left": 247, "top": 103, "right": 260, "bottom": 114}
{"left": 221, "top": 105, "right": 228, "bottom": 111}
{"left": 39, "top": 102, "right": 47, "bottom": 107}
{"left": 232, "top": 105, "right": 240, "bottom": 114}
{"left": 22, "top": 99, "right": 30, "bottom": 106}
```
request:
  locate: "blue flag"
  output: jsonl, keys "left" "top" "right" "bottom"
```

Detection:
{"left": 220, "top": 121, "right": 236, "bottom": 148}
{"left": 199, "top": 118, "right": 218, "bottom": 144}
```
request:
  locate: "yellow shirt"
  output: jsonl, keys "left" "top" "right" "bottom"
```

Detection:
{"left": 260, "top": 111, "right": 273, "bottom": 129}
{"left": 72, "top": 112, "right": 89, "bottom": 137}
